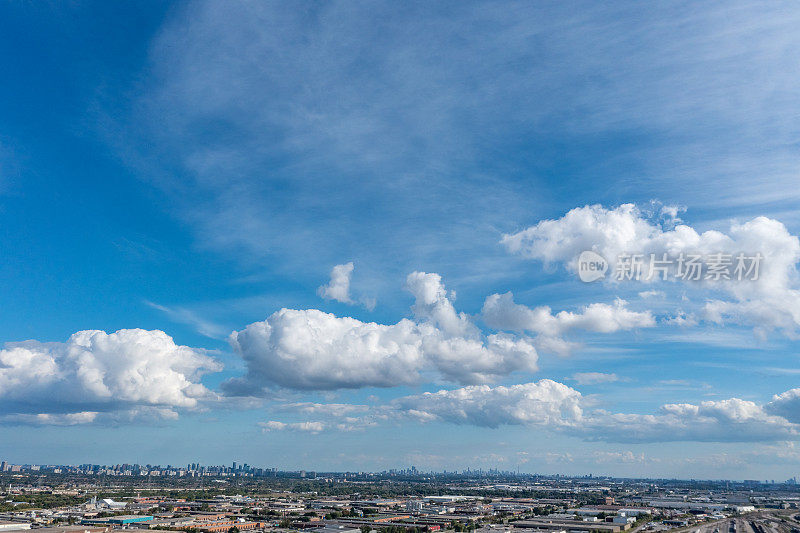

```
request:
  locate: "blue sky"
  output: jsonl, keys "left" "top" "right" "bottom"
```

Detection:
{"left": 2, "top": 0, "right": 800, "bottom": 479}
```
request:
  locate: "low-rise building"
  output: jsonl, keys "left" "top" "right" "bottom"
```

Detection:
{"left": 0, "top": 523, "right": 31, "bottom": 532}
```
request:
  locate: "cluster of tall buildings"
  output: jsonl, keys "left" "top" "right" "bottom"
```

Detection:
{"left": 0, "top": 461, "right": 280, "bottom": 478}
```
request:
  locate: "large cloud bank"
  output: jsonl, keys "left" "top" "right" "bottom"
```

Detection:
{"left": 265, "top": 380, "right": 800, "bottom": 443}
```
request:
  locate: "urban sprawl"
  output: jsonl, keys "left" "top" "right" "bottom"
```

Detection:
{"left": 1, "top": 462, "right": 798, "bottom": 533}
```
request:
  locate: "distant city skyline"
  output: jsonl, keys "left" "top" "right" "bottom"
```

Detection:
{"left": 0, "top": 461, "right": 797, "bottom": 485}
{"left": 0, "top": 459, "right": 798, "bottom": 485}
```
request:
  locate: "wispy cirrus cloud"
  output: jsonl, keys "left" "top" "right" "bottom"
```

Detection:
{"left": 117, "top": 1, "right": 800, "bottom": 285}
{"left": 145, "top": 300, "right": 229, "bottom": 339}
{"left": 569, "top": 372, "right": 623, "bottom": 386}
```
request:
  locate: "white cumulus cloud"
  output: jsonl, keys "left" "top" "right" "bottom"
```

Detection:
{"left": 0, "top": 329, "right": 222, "bottom": 424}
{"left": 502, "top": 204, "right": 800, "bottom": 338}
{"left": 318, "top": 262, "right": 376, "bottom": 310}
{"left": 588, "top": 398, "right": 797, "bottom": 443}
{"left": 226, "top": 272, "right": 539, "bottom": 393}
{"left": 482, "top": 292, "right": 655, "bottom": 354}
{"left": 318, "top": 262, "right": 355, "bottom": 304}
{"left": 406, "top": 271, "right": 476, "bottom": 337}
{"left": 765, "top": 389, "right": 800, "bottom": 424}
{"left": 393, "top": 380, "right": 584, "bottom": 429}
{"left": 483, "top": 293, "right": 654, "bottom": 336}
